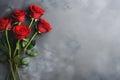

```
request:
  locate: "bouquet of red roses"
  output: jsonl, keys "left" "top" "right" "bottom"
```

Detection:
{"left": 0, "top": 4, "right": 52, "bottom": 80}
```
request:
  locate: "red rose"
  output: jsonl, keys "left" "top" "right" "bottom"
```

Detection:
{"left": 30, "top": 4, "right": 44, "bottom": 19}
{"left": 12, "top": 10, "right": 27, "bottom": 22}
{"left": 13, "top": 25, "right": 31, "bottom": 40}
{"left": 37, "top": 18, "right": 52, "bottom": 33}
{"left": 0, "top": 18, "right": 12, "bottom": 30}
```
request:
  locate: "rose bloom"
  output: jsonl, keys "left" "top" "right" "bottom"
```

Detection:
{"left": 0, "top": 18, "right": 12, "bottom": 31}
{"left": 37, "top": 18, "right": 52, "bottom": 33}
{"left": 12, "top": 10, "right": 27, "bottom": 22}
{"left": 13, "top": 25, "right": 31, "bottom": 40}
{"left": 30, "top": 4, "right": 44, "bottom": 19}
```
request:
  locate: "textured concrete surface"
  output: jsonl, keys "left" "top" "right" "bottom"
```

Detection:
{"left": 0, "top": 0, "right": 120, "bottom": 80}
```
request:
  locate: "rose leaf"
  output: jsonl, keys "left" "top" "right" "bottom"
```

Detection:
{"left": 21, "top": 57, "right": 31, "bottom": 65}
{"left": 27, "top": 49, "right": 38, "bottom": 56}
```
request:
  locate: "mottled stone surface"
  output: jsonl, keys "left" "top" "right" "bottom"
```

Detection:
{"left": 1, "top": 0, "right": 120, "bottom": 80}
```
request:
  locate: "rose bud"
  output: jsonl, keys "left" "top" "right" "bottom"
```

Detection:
{"left": 0, "top": 18, "right": 12, "bottom": 31}
{"left": 12, "top": 10, "right": 27, "bottom": 22}
{"left": 30, "top": 4, "right": 44, "bottom": 19}
{"left": 37, "top": 18, "right": 52, "bottom": 33}
{"left": 13, "top": 25, "right": 31, "bottom": 40}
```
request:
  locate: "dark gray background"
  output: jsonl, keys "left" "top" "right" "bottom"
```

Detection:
{"left": 0, "top": 0, "right": 120, "bottom": 80}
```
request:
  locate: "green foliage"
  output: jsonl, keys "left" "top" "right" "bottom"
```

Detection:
{"left": 27, "top": 49, "right": 38, "bottom": 56}
{"left": 22, "top": 39, "right": 36, "bottom": 49}
{"left": 27, "top": 40, "right": 36, "bottom": 49}
{"left": 21, "top": 57, "right": 30, "bottom": 65}
{"left": 21, "top": 38, "right": 29, "bottom": 48}
{"left": 0, "top": 54, "right": 7, "bottom": 63}
{"left": 0, "top": 35, "right": 8, "bottom": 52}
{"left": 14, "top": 55, "right": 22, "bottom": 63}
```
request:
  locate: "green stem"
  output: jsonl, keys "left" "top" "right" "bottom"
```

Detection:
{"left": 5, "top": 29, "right": 15, "bottom": 79}
{"left": 14, "top": 64, "right": 21, "bottom": 80}
{"left": 24, "top": 32, "right": 38, "bottom": 52}
{"left": 14, "top": 22, "right": 21, "bottom": 57}
{"left": 5, "top": 29, "right": 11, "bottom": 59}
{"left": 15, "top": 64, "right": 21, "bottom": 80}
{"left": 13, "top": 40, "right": 20, "bottom": 57}
{"left": 14, "top": 40, "right": 21, "bottom": 79}
{"left": 29, "top": 18, "right": 34, "bottom": 28}
{"left": 18, "top": 70, "right": 21, "bottom": 80}
{"left": 9, "top": 60, "right": 16, "bottom": 80}
{"left": 14, "top": 64, "right": 18, "bottom": 79}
